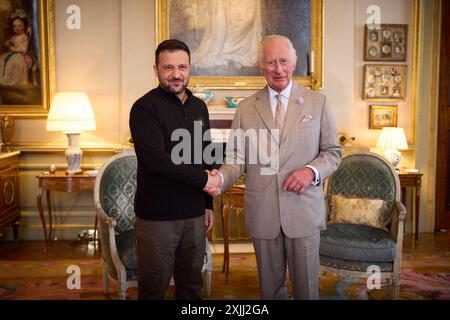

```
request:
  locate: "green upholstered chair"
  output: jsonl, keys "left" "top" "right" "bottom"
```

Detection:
{"left": 319, "top": 151, "right": 406, "bottom": 299}
{"left": 94, "top": 151, "right": 213, "bottom": 300}
{"left": 94, "top": 151, "right": 138, "bottom": 300}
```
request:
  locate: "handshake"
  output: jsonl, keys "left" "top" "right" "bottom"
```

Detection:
{"left": 203, "top": 169, "right": 223, "bottom": 197}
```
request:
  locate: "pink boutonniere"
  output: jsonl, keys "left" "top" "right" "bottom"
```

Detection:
{"left": 297, "top": 97, "right": 304, "bottom": 106}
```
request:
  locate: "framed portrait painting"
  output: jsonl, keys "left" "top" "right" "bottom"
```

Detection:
{"left": 369, "top": 105, "right": 397, "bottom": 129}
{"left": 0, "top": 0, "right": 55, "bottom": 117}
{"left": 157, "top": 0, "right": 323, "bottom": 89}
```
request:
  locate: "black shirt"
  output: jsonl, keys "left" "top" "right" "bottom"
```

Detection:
{"left": 129, "top": 86, "right": 214, "bottom": 220}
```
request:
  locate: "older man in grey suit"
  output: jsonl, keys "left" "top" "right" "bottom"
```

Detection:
{"left": 207, "top": 35, "right": 342, "bottom": 300}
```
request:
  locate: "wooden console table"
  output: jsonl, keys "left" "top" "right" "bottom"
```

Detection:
{"left": 36, "top": 171, "right": 96, "bottom": 251}
{"left": 398, "top": 170, "right": 423, "bottom": 244}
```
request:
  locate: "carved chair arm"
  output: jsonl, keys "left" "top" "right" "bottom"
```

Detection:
{"left": 98, "top": 217, "right": 127, "bottom": 282}
{"left": 396, "top": 201, "right": 407, "bottom": 221}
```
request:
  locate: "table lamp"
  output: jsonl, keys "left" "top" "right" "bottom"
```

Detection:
{"left": 376, "top": 127, "right": 408, "bottom": 169}
{"left": 46, "top": 92, "right": 96, "bottom": 175}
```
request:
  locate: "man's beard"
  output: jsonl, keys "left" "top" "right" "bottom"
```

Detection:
{"left": 161, "top": 78, "right": 189, "bottom": 95}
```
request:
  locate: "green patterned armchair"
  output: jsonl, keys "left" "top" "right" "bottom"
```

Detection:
{"left": 94, "top": 151, "right": 138, "bottom": 300}
{"left": 94, "top": 151, "right": 213, "bottom": 300}
{"left": 319, "top": 151, "right": 406, "bottom": 299}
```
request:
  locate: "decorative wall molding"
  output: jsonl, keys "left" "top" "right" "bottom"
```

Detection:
{"left": 10, "top": 143, "right": 129, "bottom": 155}
{"left": 410, "top": 0, "right": 422, "bottom": 145}
{"left": 208, "top": 106, "right": 236, "bottom": 120}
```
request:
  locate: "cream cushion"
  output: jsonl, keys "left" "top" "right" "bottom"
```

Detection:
{"left": 330, "top": 194, "right": 389, "bottom": 230}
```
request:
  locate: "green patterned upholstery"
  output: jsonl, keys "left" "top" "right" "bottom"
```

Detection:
{"left": 320, "top": 255, "right": 394, "bottom": 272}
{"left": 327, "top": 154, "right": 397, "bottom": 225}
{"left": 319, "top": 152, "right": 404, "bottom": 298}
{"left": 320, "top": 224, "right": 396, "bottom": 262}
{"left": 98, "top": 154, "right": 138, "bottom": 282}
{"left": 99, "top": 156, "right": 137, "bottom": 232}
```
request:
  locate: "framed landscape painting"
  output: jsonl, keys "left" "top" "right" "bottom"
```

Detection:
{"left": 0, "top": 0, "right": 55, "bottom": 117}
{"left": 157, "top": 0, "right": 324, "bottom": 89}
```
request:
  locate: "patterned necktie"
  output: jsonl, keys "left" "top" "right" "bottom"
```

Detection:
{"left": 275, "top": 94, "right": 286, "bottom": 136}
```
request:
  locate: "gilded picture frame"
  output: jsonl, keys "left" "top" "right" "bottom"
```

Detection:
{"left": 369, "top": 105, "right": 398, "bottom": 129}
{"left": 363, "top": 64, "right": 407, "bottom": 101}
{"left": 156, "top": 0, "right": 323, "bottom": 89}
{"left": 364, "top": 24, "right": 408, "bottom": 62}
{"left": 0, "top": 0, "right": 55, "bottom": 118}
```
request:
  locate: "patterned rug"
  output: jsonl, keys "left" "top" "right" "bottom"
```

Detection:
{"left": 0, "top": 252, "right": 449, "bottom": 300}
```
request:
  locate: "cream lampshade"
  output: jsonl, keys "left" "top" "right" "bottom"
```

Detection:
{"left": 376, "top": 127, "right": 408, "bottom": 169}
{"left": 46, "top": 92, "right": 96, "bottom": 175}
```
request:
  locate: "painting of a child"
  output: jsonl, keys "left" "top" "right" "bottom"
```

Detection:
{"left": 0, "top": 12, "right": 34, "bottom": 86}
{"left": 0, "top": 2, "right": 41, "bottom": 106}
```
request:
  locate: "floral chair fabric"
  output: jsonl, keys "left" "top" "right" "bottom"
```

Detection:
{"left": 94, "top": 150, "right": 212, "bottom": 299}
{"left": 319, "top": 151, "right": 406, "bottom": 299}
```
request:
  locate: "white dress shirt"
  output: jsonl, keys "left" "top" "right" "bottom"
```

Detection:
{"left": 268, "top": 81, "right": 292, "bottom": 118}
{"left": 267, "top": 82, "right": 320, "bottom": 186}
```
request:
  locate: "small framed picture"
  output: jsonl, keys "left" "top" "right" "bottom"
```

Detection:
{"left": 363, "top": 64, "right": 407, "bottom": 101}
{"left": 369, "top": 105, "right": 398, "bottom": 129}
{"left": 364, "top": 24, "right": 408, "bottom": 61}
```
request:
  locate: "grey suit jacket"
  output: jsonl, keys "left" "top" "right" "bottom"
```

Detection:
{"left": 220, "top": 83, "right": 343, "bottom": 239}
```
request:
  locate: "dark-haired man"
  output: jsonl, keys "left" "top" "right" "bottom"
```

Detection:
{"left": 130, "top": 39, "right": 221, "bottom": 300}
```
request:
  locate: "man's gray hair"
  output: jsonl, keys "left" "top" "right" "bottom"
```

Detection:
{"left": 257, "top": 35, "right": 298, "bottom": 67}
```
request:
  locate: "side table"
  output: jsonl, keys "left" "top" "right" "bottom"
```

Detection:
{"left": 36, "top": 171, "right": 96, "bottom": 251}
{"left": 398, "top": 170, "right": 423, "bottom": 244}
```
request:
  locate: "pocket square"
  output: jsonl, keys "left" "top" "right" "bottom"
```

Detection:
{"left": 302, "top": 114, "right": 313, "bottom": 122}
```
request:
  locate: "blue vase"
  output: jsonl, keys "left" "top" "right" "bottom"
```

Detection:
{"left": 192, "top": 87, "right": 213, "bottom": 105}
{"left": 225, "top": 96, "right": 245, "bottom": 108}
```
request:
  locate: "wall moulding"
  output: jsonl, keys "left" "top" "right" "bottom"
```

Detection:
{"left": 10, "top": 142, "right": 127, "bottom": 155}
{"left": 409, "top": 0, "right": 422, "bottom": 145}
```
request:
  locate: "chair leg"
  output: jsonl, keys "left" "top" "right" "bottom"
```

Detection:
{"left": 392, "top": 275, "right": 400, "bottom": 300}
{"left": 205, "top": 270, "right": 212, "bottom": 298}
{"left": 222, "top": 206, "right": 230, "bottom": 284}
{"left": 103, "top": 270, "right": 109, "bottom": 295}
{"left": 118, "top": 281, "right": 127, "bottom": 300}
